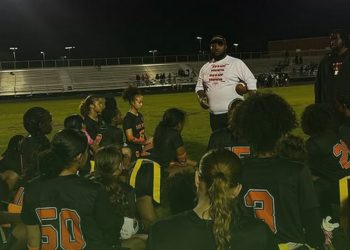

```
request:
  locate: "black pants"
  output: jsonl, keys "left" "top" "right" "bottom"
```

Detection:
{"left": 209, "top": 113, "right": 228, "bottom": 131}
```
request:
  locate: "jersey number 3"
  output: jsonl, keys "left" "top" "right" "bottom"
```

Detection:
{"left": 36, "top": 207, "right": 86, "bottom": 250}
{"left": 244, "top": 189, "right": 277, "bottom": 233}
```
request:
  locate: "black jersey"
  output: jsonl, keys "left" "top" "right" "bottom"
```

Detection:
{"left": 150, "top": 128, "right": 183, "bottom": 168}
{"left": 21, "top": 174, "right": 123, "bottom": 250}
{"left": 123, "top": 112, "right": 145, "bottom": 158}
{"left": 100, "top": 125, "right": 124, "bottom": 147}
{"left": 147, "top": 210, "right": 278, "bottom": 250}
{"left": 84, "top": 115, "right": 106, "bottom": 140}
{"left": 207, "top": 127, "right": 250, "bottom": 158}
{"left": 20, "top": 134, "right": 50, "bottom": 178}
{"left": 306, "top": 130, "right": 350, "bottom": 182}
{"left": 241, "top": 156, "right": 321, "bottom": 245}
{"left": 129, "top": 159, "right": 162, "bottom": 204}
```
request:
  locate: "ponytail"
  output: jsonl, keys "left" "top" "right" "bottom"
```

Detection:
{"left": 198, "top": 149, "right": 242, "bottom": 250}
{"left": 208, "top": 177, "right": 233, "bottom": 250}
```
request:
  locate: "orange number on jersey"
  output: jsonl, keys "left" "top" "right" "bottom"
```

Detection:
{"left": 36, "top": 208, "right": 58, "bottom": 250}
{"left": 60, "top": 209, "right": 86, "bottom": 249}
{"left": 232, "top": 146, "right": 250, "bottom": 158}
{"left": 36, "top": 207, "right": 86, "bottom": 250}
{"left": 244, "top": 189, "right": 277, "bottom": 233}
{"left": 333, "top": 140, "right": 350, "bottom": 169}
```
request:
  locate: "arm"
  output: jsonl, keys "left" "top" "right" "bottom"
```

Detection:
{"left": 26, "top": 225, "right": 41, "bottom": 250}
{"left": 195, "top": 67, "right": 210, "bottom": 109}
{"left": 136, "top": 196, "right": 157, "bottom": 233}
{"left": 125, "top": 128, "right": 145, "bottom": 144}
{"left": 236, "top": 60, "right": 257, "bottom": 92}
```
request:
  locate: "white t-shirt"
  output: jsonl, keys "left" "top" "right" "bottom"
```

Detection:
{"left": 195, "top": 55, "right": 257, "bottom": 114}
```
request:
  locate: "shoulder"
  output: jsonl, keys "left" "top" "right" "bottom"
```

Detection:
{"left": 151, "top": 210, "right": 197, "bottom": 232}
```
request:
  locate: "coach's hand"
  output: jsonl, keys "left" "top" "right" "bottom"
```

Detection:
{"left": 197, "top": 90, "right": 210, "bottom": 110}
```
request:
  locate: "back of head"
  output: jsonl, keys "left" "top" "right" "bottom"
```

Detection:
{"left": 153, "top": 108, "right": 186, "bottom": 147}
{"left": 39, "top": 129, "right": 88, "bottom": 179}
{"left": 199, "top": 149, "right": 241, "bottom": 250}
{"left": 122, "top": 86, "right": 142, "bottom": 104}
{"left": 236, "top": 93, "right": 297, "bottom": 153}
{"left": 104, "top": 96, "right": 117, "bottom": 110}
{"left": 64, "top": 114, "right": 84, "bottom": 131}
{"left": 276, "top": 133, "right": 306, "bottom": 162}
{"left": 101, "top": 108, "right": 117, "bottom": 125}
{"left": 94, "top": 146, "right": 122, "bottom": 178}
{"left": 301, "top": 104, "right": 335, "bottom": 136}
{"left": 23, "top": 107, "right": 51, "bottom": 136}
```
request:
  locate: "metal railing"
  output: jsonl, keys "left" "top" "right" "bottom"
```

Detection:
{"left": 0, "top": 49, "right": 329, "bottom": 70}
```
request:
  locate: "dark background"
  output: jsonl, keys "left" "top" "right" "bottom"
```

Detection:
{"left": 0, "top": 0, "right": 349, "bottom": 60}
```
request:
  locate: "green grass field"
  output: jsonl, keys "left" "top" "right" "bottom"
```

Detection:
{"left": 0, "top": 84, "right": 314, "bottom": 161}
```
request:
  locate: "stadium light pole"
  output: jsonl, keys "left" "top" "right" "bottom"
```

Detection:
{"left": 233, "top": 43, "right": 239, "bottom": 56}
{"left": 196, "top": 36, "right": 202, "bottom": 53}
{"left": 10, "top": 47, "right": 18, "bottom": 69}
{"left": 40, "top": 51, "right": 46, "bottom": 61}
{"left": 149, "top": 49, "right": 158, "bottom": 63}
{"left": 64, "top": 46, "right": 75, "bottom": 58}
{"left": 10, "top": 47, "right": 18, "bottom": 61}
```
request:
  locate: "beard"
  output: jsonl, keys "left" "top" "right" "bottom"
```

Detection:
{"left": 210, "top": 51, "right": 227, "bottom": 61}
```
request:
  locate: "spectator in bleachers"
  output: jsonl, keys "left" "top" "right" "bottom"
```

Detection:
{"left": 236, "top": 93, "right": 326, "bottom": 249}
{"left": 195, "top": 35, "right": 257, "bottom": 131}
{"left": 22, "top": 129, "right": 123, "bottom": 250}
{"left": 147, "top": 149, "right": 278, "bottom": 250}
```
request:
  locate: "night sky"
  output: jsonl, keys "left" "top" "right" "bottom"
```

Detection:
{"left": 0, "top": 0, "right": 349, "bottom": 60}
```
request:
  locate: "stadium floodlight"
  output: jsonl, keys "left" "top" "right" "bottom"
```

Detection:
{"left": 233, "top": 43, "right": 239, "bottom": 54}
{"left": 64, "top": 46, "right": 75, "bottom": 57}
{"left": 9, "top": 47, "right": 18, "bottom": 61}
{"left": 40, "top": 51, "right": 46, "bottom": 61}
{"left": 149, "top": 50, "right": 158, "bottom": 63}
{"left": 196, "top": 36, "right": 203, "bottom": 52}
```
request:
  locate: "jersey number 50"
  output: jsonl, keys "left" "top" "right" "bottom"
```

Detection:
{"left": 244, "top": 189, "right": 277, "bottom": 233}
{"left": 36, "top": 207, "right": 86, "bottom": 250}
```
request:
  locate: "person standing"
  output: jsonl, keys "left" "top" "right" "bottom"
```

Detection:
{"left": 195, "top": 35, "right": 257, "bottom": 131}
{"left": 315, "top": 29, "right": 350, "bottom": 108}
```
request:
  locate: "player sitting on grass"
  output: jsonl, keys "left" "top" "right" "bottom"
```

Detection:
{"left": 207, "top": 98, "right": 250, "bottom": 158}
{"left": 22, "top": 129, "right": 123, "bottom": 250}
{"left": 301, "top": 103, "right": 350, "bottom": 218}
{"left": 79, "top": 94, "right": 106, "bottom": 141}
{"left": 147, "top": 149, "right": 278, "bottom": 250}
{"left": 150, "top": 108, "right": 196, "bottom": 174}
{"left": 236, "top": 93, "right": 327, "bottom": 249}
{"left": 94, "top": 145, "right": 146, "bottom": 250}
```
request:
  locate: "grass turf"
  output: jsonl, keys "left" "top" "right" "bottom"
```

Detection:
{"left": 0, "top": 84, "right": 314, "bottom": 161}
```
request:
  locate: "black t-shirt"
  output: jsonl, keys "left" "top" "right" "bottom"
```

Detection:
{"left": 315, "top": 50, "right": 350, "bottom": 105}
{"left": 20, "top": 134, "right": 50, "bottom": 178}
{"left": 84, "top": 115, "right": 106, "bottom": 140}
{"left": 100, "top": 125, "right": 124, "bottom": 147}
{"left": 123, "top": 112, "right": 145, "bottom": 158}
{"left": 147, "top": 210, "right": 278, "bottom": 250}
{"left": 150, "top": 128, "right": 183, "bottom": 168}
{"left": 306, "top": 130, "right": 350, "bottom": 182}
{"left": 129, "top": 159, "right": 162, "bottom": 204}
{"left": 207, "top": 127, "right": 250, "bottom": 158}
{"left": 241, "top": 156, "right": 321, "bottom": 245}
{"left": 21, "top": 174, "right": 123, "bottom": 250}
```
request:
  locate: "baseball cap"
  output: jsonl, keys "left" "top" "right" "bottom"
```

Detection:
{"left": 210, "top": 35, "right": 227, "bottom": 45}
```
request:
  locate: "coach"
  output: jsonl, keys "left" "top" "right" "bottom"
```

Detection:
{"left": 195, "top": 35, "right": 257, "bottom": 131}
